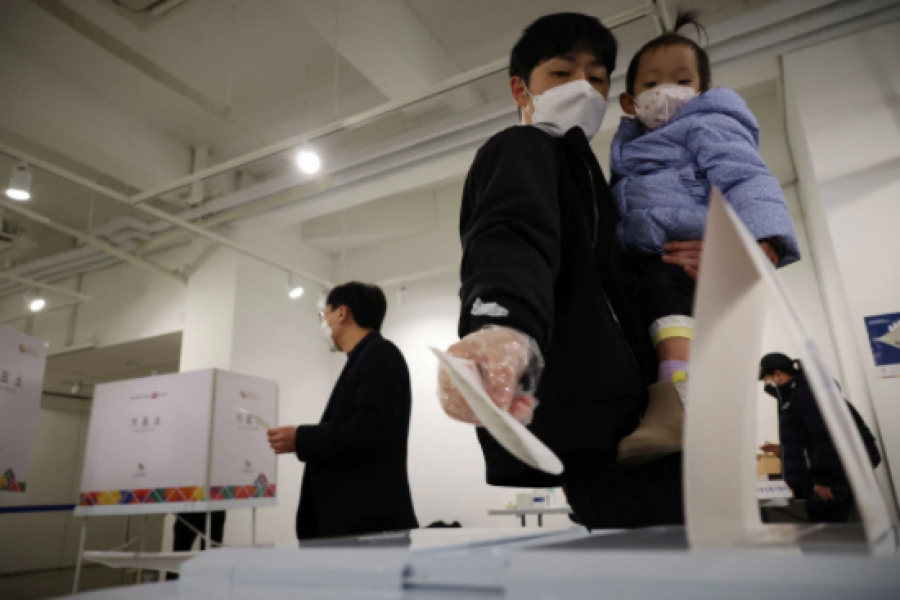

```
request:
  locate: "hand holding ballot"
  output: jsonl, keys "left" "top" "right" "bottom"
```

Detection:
{"left": 438, "top": 325, "right": 543, "bottom": 426}
{"left": 268, "top": 425, "right": 297, "bottom": 454}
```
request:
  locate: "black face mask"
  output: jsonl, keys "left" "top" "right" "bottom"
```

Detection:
{"left": 764, "top": 380, "right": 794, "bottom": 403}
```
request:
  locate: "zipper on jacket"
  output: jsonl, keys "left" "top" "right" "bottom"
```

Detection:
{"left": 603, "top": 292, "right": 640, "bottom": 375}
{"left": 580, "top": 157, "right": 599, "bottom": 248}
{"left": 579, "top": 156, "right": 641, "bottom": 377}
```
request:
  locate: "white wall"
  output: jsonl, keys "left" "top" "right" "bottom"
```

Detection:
{"left": 0, "top": 245, "right": 188, "bottom": 350}
{"left": 784, "top": 22, "right": 900, "bottom": 517}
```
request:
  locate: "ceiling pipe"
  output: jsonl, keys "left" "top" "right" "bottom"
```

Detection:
{"left": 0, "top": 198, "right": 186, "bottom": 284}
{"left": 0, "top": 256, "right": 120, "bottom": 299}
{"left": 186, "top": 146, "right": 209, "bottom": 207}
{"left": 0, "top": 270, "right": 93, "bottom": 302}
{"left": 0, "top": 143, "right": 334, "bottom": 288}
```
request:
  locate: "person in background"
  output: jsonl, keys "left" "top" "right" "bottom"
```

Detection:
{"left": 611, "top": 11, "right": 800, "bottom": 464}
{"left": 759, "top": 352, "right": 881, "bottom": 523}
{"left": 439, "top": 13, "right": 706, "bottom": 529}
{"left": 267, "top": 282, "right": 418, "bottom": 539}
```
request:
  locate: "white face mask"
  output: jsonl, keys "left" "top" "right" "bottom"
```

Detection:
{"left": 633, "top": 84, "right": 698, "bottom": 130}
{"left": 320, "top": 313, "right": 339, "bottom": 353}
{"left": 526, "top": 79, "right": 607, "bottom": 141}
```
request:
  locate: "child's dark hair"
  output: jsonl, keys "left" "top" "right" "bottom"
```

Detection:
{"left": 509, "top": 13, "right": 617, "bottom": 85}
{"left": 625, "top": 10, "right": 710, "bottom": 96}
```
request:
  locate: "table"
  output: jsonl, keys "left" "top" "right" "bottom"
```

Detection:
{"left": 488, "top": 506, "right": 573, "bottom": 527}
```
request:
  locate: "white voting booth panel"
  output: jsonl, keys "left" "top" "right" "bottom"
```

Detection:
{"left": 75, "top": 369, "right": 277, "bottom": 516}
{"left": 207, "top": 370, "right": 278, "bottom": 509}
{"left": 685, "top": 190, "right": 895, "bottom": 554}
{"left": 0, "top": 325, "right": 47, "bottom": 494}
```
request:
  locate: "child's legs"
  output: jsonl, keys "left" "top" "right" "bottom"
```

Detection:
{"left": 639, "top": 260, "right": 697, "bottom": 383}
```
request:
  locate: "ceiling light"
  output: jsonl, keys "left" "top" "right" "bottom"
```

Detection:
{"left": 296, "top": 149, "right": 321, "bottom": 175}
{"left": 287, "top": 274, "right": 304, "bottom": 300}
{"left": 25, "top": 288, "right": 45, "bottom": 312}
{"left": 71, "top": 382, "right": 83, "bottom": 395}
{"left": 6, "top": 163, "right": 32, "bottom": 201}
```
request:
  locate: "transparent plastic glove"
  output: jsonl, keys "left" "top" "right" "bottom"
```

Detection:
{"left": 438, "top": 325, "right": 544, "bottom": 425}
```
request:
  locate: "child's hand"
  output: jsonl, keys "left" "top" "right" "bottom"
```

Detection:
{"left": 663, "top": 240, "right": 703, "bottom": 281}
{"left": 759, "top": 240, "right": 780, "bottom": 268}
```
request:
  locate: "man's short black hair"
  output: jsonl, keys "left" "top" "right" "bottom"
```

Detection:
{"left": 625, "top": 10, "right": 711, "bottom": 96}
{"left": 326, "top": 282, "right": 387, "bottom": 331}
{"left": 509, "top": 13, "right": 617, "bottom": 86}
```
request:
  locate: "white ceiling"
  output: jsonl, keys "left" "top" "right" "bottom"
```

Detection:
{"left": 0, "top": 0, "right": 807, "bottom": 287}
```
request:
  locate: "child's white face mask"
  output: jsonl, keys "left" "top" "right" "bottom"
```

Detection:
{"left": 526, "top": 79, "right": 608, "bottom": 141}
{"left": 633, "top": 84, "right": 698, "bottom": 130}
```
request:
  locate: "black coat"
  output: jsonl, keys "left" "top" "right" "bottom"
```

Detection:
{"left": 293, "top": 332, "right": 418, "bottom": 539}
{"left": 458, "top": 125, "right": 654, "bottom": 488}
{"left": 775, "top": 372, "right": 880, "bottom": 493}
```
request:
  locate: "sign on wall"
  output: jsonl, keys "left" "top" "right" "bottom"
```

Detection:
{"left": 0, "top": 325, "right": 47, "bottom": 494}
{"left": 864, "top": 312, "right": 900, "bottom": 379}
{"left": 76, "top": 369, "right": 277, "bottom": 516}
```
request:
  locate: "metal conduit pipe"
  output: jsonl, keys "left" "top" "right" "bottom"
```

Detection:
{"left": 0, "top": 248, "right": 108, "bottom": 288}
{"left": 0, "top": 255, "right": 119, "bottom": 298}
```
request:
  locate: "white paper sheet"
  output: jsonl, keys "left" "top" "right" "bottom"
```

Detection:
{"left": 686, "top": 189, "right": 894, "bottom": 554}
{"left": 236, "top": 407, "right": 272, "bottom": 430}
{"left": 432, "top": 348, "right": 563, "bottom": 476}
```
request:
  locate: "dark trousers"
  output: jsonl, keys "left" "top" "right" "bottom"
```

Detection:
{"left": 165, "top": 511, "right": 226, "bottom": 580}
{"left": 638, "top": 260, "right": 696, "bottom": 327}
{"left": 562, "top": 451, "right": 685, "bottom": 529}
{"left": 805, "top": 486, "right": 854, "bottom": 523}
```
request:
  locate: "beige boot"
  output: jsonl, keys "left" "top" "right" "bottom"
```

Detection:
{"left": 617, "top": 381, "right": 684, "bottom": 465}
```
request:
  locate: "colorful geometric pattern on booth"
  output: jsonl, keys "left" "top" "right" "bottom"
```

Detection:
{"left": 78, "top": 485, "right": 205, "bottom": 506}
{"left": 0, "top": 468, "right": 26, "bottom": 492}
{"left": 210, "top": 473, "right": 276, "bottom": 500}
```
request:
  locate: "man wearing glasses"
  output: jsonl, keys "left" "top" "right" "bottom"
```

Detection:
{"left": 268, "top": 282, "right": 418, "bottom": 539}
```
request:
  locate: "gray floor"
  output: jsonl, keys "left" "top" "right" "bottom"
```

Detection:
{"left": 0, "top": 565, "right": 150, "bottom": 600}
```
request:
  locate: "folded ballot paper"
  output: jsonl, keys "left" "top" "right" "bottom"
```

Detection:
{"left": 236, "top": 407, "right": 272, "bottom": 430}
{"left": 431, "top": 348, "right": 563, "bottom": 475}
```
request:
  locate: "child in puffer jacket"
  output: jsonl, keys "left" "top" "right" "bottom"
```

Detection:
{"left": 612, "top": 12, "right": 800, "bottom": 465}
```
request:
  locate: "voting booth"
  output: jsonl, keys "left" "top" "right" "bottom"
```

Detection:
{"left": 0, "top": 325, "right": 47, "bottom": 495}
{"left": 76, "top": 369, "right": 278, "bottom": 516}
{"left": 71, "top": 369, "right": 277, "bottom": 592}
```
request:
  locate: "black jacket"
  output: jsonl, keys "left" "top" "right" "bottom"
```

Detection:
{"left": 774, "top": 372, "right": 881, "bottom": 493}
{"left": 458, "top": 125, "right": 654, "bottom": 488}
{"left": 294, "top": 332, "right": 418, "bottom": 539}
